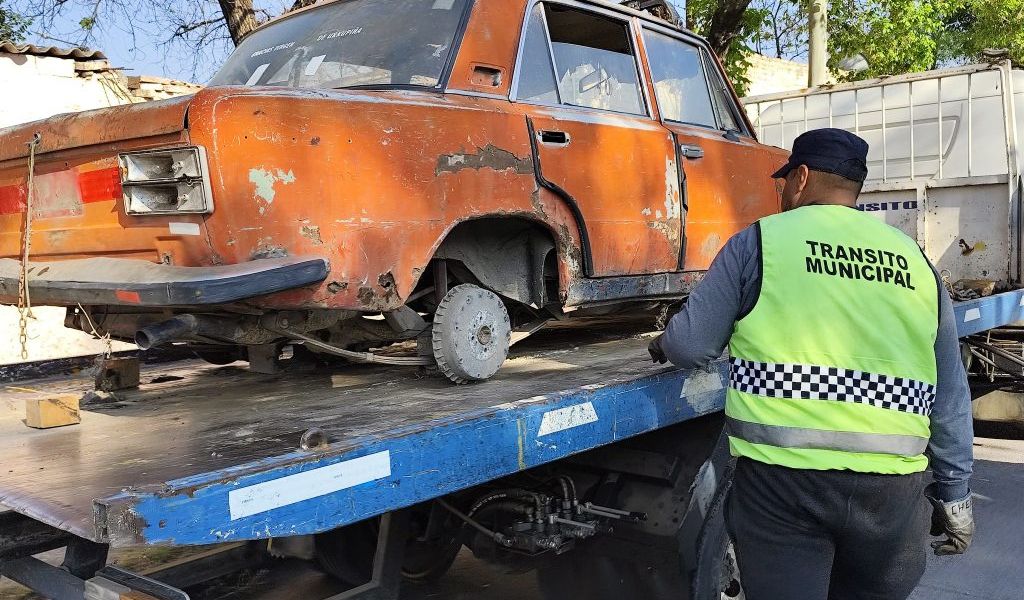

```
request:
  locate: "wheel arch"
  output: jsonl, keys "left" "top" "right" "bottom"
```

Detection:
{"left": 427, "top": 215, "right": 571, "bottom": 307}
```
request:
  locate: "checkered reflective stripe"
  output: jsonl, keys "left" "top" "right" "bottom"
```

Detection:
{"left": 729, "top": 358, "right": 935, "bottom": 416}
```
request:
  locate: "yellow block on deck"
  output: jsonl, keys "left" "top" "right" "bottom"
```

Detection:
{"left": 25, "top": 395, "right": 81, "bottom": 429}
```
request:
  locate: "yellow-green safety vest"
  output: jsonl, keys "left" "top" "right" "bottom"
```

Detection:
{"left": 727, "top": 204, "right": 939, "bottom": 474}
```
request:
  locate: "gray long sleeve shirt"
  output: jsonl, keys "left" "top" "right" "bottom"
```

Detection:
{"left": 661, "top": 224, "right": 974, "bottom": 502}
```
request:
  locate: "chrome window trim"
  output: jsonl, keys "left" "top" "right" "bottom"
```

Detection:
{"left": 443, "top": 89, "right": 510, "bottom": 101}
{"left": 509, "top": 0, "right": 654, "bottom": 120}
{"left": 639, "top": 26, "right": 719, "bottom": 131}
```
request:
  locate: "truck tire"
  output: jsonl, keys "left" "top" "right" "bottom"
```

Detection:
{"left": 536, "top": 416, "right": 738, "bottom": 600}
{"left": 315, "top": 508, "right": 462, "bottom": 587}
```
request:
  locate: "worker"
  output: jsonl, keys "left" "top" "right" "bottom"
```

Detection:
{"left": 649, "top": 128, "right": 974, "bottom": 600}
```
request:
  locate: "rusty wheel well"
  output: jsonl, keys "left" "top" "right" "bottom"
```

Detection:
{"left": 429, "top": 217, "right": 558, "bottom": 308}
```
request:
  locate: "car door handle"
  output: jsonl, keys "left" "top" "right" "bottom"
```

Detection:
{"left": 539, "top": 130, "right": 570, "bottom": 146}
{"left": 679, "top": 144, "right": 704, "bottom": 159}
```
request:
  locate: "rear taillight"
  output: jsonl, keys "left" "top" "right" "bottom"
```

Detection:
{"left": 117, "top": 147, "right": 213, "bottom": 214}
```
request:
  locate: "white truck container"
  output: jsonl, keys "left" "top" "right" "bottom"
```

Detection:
{"left": 743, "top": 61, "right": 1023, "bottom": 287}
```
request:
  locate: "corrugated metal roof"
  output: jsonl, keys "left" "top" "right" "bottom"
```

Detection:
{"left": 0, "top": 42, "right": 106, "bottom": 60}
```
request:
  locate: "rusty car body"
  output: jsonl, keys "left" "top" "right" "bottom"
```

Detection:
{"left": 0, "top": 0, "right": 786, "bottom": 381}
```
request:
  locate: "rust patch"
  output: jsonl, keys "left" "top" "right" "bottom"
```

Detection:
{"left": 435, "top": 145, "right": 533, "bottom": 176}
{"left": 327, "top": 281, "right": 348, "bottom": 294}
{"left": 310, "top": 136, "right": 321, "bottom": 146}
{"left": 357, "top": 272, "right": 400, "bottom": 309}
{"left": 647, "top": 220, "right": 680, "bottom": 248}
{"left": 357, "top": 286, "right": 376, "bottom": 306}
{"left": 530, "top": 187, "right": 546, "bottom": 218}
{"left": 300, "top": 224, "right": 323, "bottom": 245}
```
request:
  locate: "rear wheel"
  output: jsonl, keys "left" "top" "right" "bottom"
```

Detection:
{"left": 431, "top": 284, "right": 511, "bottom": 383}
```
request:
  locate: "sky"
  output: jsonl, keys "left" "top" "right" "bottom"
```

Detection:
{"left": 13, "top": 0, "right": 294, "bottom": 84}
{"left": 13, "top": 0, "right": 704, "bottom": 84}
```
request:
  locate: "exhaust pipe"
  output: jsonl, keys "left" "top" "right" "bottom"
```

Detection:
{"left": 135, "top": 315, "right": 200, "bottom": 350}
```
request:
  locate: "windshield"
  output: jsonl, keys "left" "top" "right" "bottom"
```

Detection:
{"left": 209, "top": 0, "right": 469, "bottom": 90}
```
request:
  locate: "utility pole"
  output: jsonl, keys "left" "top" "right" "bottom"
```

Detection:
{"left": 807, "top": 0, "right": 827, "bottom": 87}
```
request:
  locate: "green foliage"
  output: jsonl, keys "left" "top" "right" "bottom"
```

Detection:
{"left": 940, "top": 0, "right": 1024, "bottom": 65}
{"left": 0, "top": 1, "right": 30, "bottom": 42}
{"left": 828, "top": 0, "right": 957, "bottom": 80}
{"left": 78, "top": 15, "right": 96, "bottom": 31}
{"left": 686, "top": 0, "right": 1024, "bottom": 90}
{"left": 683, "top": 0, "right": 768, "bottom": 95}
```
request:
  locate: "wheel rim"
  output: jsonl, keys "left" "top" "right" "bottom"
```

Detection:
{"left": 432, "top": 284, "right": 511, "bottom": 382}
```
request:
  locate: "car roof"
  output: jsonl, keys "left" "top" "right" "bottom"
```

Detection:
{"left": 245, "top": 0, "right": 707, "bottom": 45}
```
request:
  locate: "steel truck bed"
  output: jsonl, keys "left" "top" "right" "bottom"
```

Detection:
{"left": 0, "top": 327, "right": 727, "bottom": 548}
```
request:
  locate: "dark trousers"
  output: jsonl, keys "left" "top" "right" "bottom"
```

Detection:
{"left": 726, "top": 458, "right": 930, "bottom": 600}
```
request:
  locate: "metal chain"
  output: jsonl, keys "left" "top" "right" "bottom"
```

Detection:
{"left": 17, "top": 133, "right": 42, "bottom": 360}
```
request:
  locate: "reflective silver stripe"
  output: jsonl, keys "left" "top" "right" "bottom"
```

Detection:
{"left": 725, "top": 416, "right": 929, "bottom": 456}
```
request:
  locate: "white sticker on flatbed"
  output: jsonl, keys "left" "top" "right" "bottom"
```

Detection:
{"left": 964, "top": 308, "right": 981, "bottom": 323}
{"left": 228, "top": 450, "right": 391, "bottom": 520}
{"left": 537, "top": 402, "right": 598, "bottom": 437}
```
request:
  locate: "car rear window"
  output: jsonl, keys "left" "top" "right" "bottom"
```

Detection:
{"left": 209, "top": 0, "right": 469, "bottom": 90}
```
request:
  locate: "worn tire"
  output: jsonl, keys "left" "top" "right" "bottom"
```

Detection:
{"left": 431, "top": 284, "right": 511, "bottom": 383}
{"left": 536, "top": 418, "right": 738, "bottom": 600}
{"left": 315, "top": 511, "right": 462, "bottom": 587}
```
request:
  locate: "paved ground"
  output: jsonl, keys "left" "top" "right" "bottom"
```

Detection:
{"left": 1, "top": 424, "right": 1021, "bottom": 600}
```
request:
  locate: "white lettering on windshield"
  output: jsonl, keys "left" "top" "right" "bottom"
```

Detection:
{"left": 315, "top": 27, "right": 363, "bottom": 42}
{"left": 251, "top": 42, "right": 297, "bottom": 58}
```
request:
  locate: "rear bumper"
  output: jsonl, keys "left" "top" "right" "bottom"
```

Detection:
{"left": 0, "top": 256, "right": 329, "bottom": 306}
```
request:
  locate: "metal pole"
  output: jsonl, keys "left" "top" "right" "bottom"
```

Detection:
{"left": 808, "top": 0, "right": 828, "bottom": 87}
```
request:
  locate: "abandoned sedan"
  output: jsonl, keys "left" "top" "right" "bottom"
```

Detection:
{"left": 0, "top": 0, "right": 785, "bottom": 382}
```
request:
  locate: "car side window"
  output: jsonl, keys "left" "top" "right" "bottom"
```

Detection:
{"left": 702, "top": 52, "right": 744, "bottom": 133}
{"left": 516, "top": 3, "right": 646, "bottom": 116}
{"left": 642, "top": 30, "right": 716, "bottom": 127}
{"left": 516, "top": 3, "right": 560, "bottom": 104}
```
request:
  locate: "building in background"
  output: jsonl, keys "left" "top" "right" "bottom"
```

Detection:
{"left": 0, "top": 43, "right": 200, "bottom": 364}
{"left": 743, "top": 53, "right": 813, "bottom": 97}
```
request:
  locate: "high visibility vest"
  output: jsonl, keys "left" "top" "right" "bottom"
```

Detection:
{"left": 727, "top": 204, "right": 939, "bottom": 474}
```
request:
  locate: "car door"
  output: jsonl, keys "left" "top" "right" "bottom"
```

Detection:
{"left": 640, "top": 27, "right": 783, "bottom": 271}
{"left": 511, "top": 2, "right": 680, "bottom": 277}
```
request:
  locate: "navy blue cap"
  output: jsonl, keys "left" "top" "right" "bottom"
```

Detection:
{"left": 771, "top": 128, "right": 869, "bottom": 183}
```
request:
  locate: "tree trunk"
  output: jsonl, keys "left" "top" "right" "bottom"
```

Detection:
{"left": 705, "top": 0, "right": 754, "bottom": 58}
{"left": 291, "top": 0, "right": 318, "bottom": 10}
{"left": 218, "top": 0, "right": 260, "bottom": 45}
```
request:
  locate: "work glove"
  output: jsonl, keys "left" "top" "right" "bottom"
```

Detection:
{"left": 648, "top": 334, "right": 668, "bottom": 364}
{"left": 925, "top": 484, "right": 974, "bottom": 556}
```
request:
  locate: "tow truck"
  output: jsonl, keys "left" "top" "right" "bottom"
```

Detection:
{"left": 5, "top": 272, "right": 1024, "bottom": 600}
{"left": 4, "top": 28, "right": 1024, "bottom": 600}
{"left": 0, "top": 320, "right": 743, "bottom": 600}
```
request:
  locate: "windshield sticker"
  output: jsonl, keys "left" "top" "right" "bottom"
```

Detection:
{"left": 251, "top": 42, "right": 297, "bottom": 58}
{"left": 245, "top": 63, "right": 270, "bottom": 86}
{"left": 432, "top": 0, "right": 456, "bottom": 9}
{"left": 304, "top": 54, "right": 327, "bottom": 77}
{"left": 315, "top": 27, "right": 363, "bottom": 42}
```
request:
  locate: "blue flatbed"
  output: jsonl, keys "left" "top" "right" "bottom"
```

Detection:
{"left": 0, "top": 324, "right": 728, "bottom": 548}
{"left": 0, "top": 290, "right": 1017, "bottom": 552}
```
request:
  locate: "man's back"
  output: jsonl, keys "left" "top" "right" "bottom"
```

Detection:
{"left": 726, "top": 204, "right": 939, "bottom": 475}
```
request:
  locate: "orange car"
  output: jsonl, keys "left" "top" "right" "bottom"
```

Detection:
{"left": 0, "top": 0, "right": 785, "bottom": 382}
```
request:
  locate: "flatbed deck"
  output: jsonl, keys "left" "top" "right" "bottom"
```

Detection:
{"left": 0, "top": 323, "right": 727, "bottom": 548}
